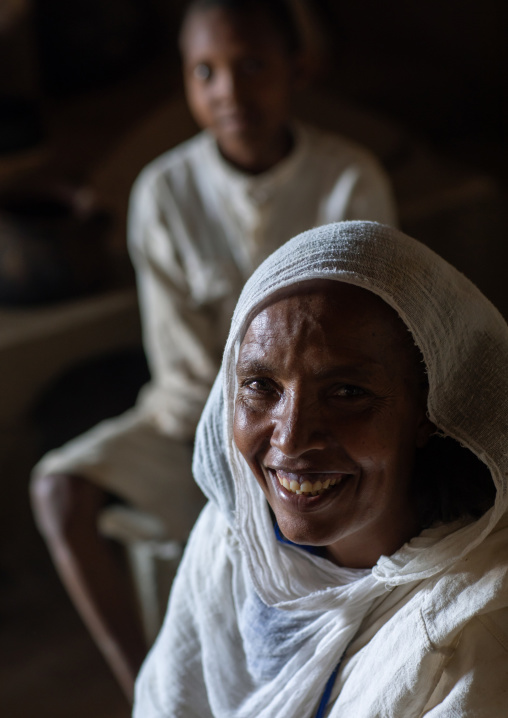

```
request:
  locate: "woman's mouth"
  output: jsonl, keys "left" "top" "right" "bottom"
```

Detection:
{"left": 274, "top": 469, "right": 346, "bottom": 496}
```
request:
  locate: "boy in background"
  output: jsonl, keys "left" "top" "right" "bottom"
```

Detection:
{"left": 31, "top": 0, "right": 396, "bottom": 700}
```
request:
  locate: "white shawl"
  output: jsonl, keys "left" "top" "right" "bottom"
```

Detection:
{"left": 134, "top": 221, "right": 508, "bottom": 717}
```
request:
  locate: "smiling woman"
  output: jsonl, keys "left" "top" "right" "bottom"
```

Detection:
{"left": 234, "top": 281, "right": 433, "bottom": 569}
{"left": 133, "top": 221, "right": 508, "bottom": 717}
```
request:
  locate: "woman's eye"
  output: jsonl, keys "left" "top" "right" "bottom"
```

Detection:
{"left": 193, "top": 63, "right": 212, "bottom": 81}
{"left": 333, "top": 385, "right": 367, "bottom": 398}
{"left": 244, "top": 378, "right": 273, "bottom": 393}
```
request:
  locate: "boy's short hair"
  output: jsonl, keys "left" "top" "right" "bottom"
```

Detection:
{"left": 181, "top": 0, "right": 302, "bottom": 55}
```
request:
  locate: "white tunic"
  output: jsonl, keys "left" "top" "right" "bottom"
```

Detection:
{"left": 33, "top": 126, "right": 396, "bottom": 528}
{"left": 134, "top": 221, "right": 508, "bottom": 716}
{"left": 135, "top": 502, "right": 508, "bottom": 717}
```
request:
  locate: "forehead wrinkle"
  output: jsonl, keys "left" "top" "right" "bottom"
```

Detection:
{"left": 237, "top": 349, "right": 387, "bottom": 384}
{"left": 236, "top": 328, "right": 282, "bottom": 373}
{"left": 311, "top": 361, "right": 385, "bottom": 381}
{"left": 237, "top": 322, "right": 386, "bottom": 381}
{"left": 249, "top": 300, "right": 315, "bottom": 345}
{"left": 247, "top": 302, "right": 393, "bottom": 364}
{"left": 238, "top": 285, "right": 424, "bottom": 386}
{"left": 235, "top": 357, "right": 274, "bottom": 377}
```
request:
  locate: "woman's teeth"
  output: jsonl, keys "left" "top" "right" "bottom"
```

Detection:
{"left": 275, "top": 471, "right": 340, "bottom": 496}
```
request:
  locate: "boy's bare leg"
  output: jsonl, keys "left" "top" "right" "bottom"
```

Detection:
{"left": 30, "top": 473, "right": 147, "bottom": 702}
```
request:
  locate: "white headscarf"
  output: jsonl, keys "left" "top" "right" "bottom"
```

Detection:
{"left": 135, "top": 221, "right": 508, "bottom": 718}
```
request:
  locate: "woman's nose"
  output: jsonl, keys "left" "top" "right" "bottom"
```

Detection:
{"left": 270, "top": 395, "right": 327, "bottom": 458}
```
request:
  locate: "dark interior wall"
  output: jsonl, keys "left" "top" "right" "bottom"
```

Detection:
{"left": 317, "top": 0, "right": 506, "bottom": 149}
{"left": 2, "top": 0, "right": 506, "bottom": 174}
{"left": 118, "top": 0, "right": 508, "bottom": 174}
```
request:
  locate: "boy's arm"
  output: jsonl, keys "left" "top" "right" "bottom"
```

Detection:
{"left": 320, "top": 147, "right": 398, "bottom": 229}
{"left": 343, "top": 156, "right": 398, "bottom": 227}
{"left": 127, "top": 171, "right": 225, "bottom": 441}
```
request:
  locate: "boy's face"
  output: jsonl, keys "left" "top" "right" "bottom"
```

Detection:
{"left": 180, "top": 7, "right": 299, "bottom": 173}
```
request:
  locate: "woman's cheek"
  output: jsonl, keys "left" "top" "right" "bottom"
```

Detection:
{"left": 234, "top": 401, "right": 258, "bottom": 455}
{"left": 235, "top": 400, "right": 274, "bottom": 464}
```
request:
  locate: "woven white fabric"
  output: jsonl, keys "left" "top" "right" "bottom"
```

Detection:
{"left": 134, "top": 221, "right": 508, "bottom": 717}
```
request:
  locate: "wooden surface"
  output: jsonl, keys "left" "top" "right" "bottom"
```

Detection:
{"left": 0, "top": 286, "right": 140, "bottom": 426}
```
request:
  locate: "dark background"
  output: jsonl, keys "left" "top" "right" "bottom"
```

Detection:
{"left": 0, "top": 1, "right": 506, "bottom": 716}
{"left": 2, "top": 0, "right": 506, "bottom": 179}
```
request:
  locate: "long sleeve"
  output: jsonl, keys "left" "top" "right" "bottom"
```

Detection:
{"left": 423, "top": 613, "right": 508, "bottom": 716}
{"left": 127, "top": 171, "right": 227, "bottom": 440}
{"left": 317, "top": 143, "right": 397, "bottom": 229}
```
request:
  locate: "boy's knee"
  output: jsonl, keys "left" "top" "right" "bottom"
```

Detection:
{"left": 30, "top": 472, "right": 104, "bottom": 541}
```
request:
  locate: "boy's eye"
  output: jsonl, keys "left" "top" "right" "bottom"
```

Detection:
{"left": 240, "top": 58, "right": 264, "bottom": 76}
{"left": 193, "top": 63, "right": 212, "bottom": 81}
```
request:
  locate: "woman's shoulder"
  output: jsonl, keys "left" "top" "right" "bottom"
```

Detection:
{"left": 420, "top": 517, "right": 508, "bottom": 647}
{"left": 419, "top": 608, "right": 508, "bottom": 715}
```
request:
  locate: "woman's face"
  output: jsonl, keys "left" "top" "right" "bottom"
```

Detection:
{"left": 233, "top": 282, "right": 433, "bottom": 568}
